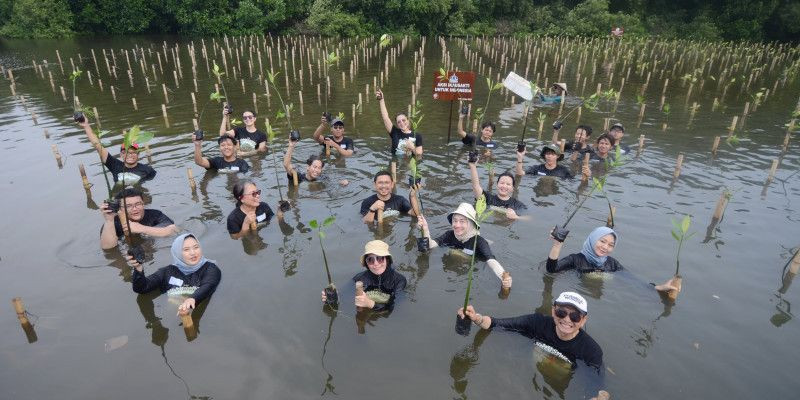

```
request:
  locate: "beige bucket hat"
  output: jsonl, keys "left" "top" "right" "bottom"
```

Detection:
{"left": 447, "top": 202, "right": 480, "bottom": 230}
{"left": 361, "top": 240, "right": 392, "bottom": 267}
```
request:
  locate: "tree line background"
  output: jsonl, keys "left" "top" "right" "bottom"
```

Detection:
{"left": 1, "top": 0, "right": 798, "bottom": 42}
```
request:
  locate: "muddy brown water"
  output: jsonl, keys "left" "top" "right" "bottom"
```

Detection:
{"left": 1, "top": 36, "right": 799, "bottom": 399}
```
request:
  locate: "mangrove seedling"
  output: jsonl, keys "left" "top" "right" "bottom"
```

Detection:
{"left": 472, "top": 78, "right": 504, "bottom": 125}
{"left": 310, "top": 216, "right": 338, "bottom": 306}
{"left": 379, "top": 34, "right": 391, "bottom": 49}
{"left": 671, "top": 215, "right": 695, "bottom": 276}
{"left": 456, "top": 195, "right": 490, "bottom": 336}
{"left": 267, "top": 71, "right": 296, "bottom": 133}
{"left": 95, "top": 129, "right": 115, "bottom": 200}
{"left": 408, "top": 155, "right": 423, "bottom": 187}
{"left": 265, "top": 120, "right": 290, "bottom": 212}
{"left": 119, "top": 126, "right": 154, "bottom": 243}
{"left": 211, "top": 62, "right": 231, "bottom": 110}
{"left": 70, "top": 69, "right": 94, "bottom": 122}
{"left": 323, "top": 51, "right": 339, "bottom": 113}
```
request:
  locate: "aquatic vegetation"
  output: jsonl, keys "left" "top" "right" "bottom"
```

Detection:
{"left": 265, "top": 119, "right": 289, "bottom": 211}
{"left": 211, "top": 62, "right": 230, "bottom": 107}
{"left": 472, "top": 78, "right": 504, "bottom": 124}
{"left": 457, "top": 195, "right": 490, "bottom": 335}
{"left": 671, "top": 215, "right": 695, "bottom": 276}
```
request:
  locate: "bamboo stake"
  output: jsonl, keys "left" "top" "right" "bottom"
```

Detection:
{"left": 782, "top": 132, "right": 791, "bottom": 152}
{"left": 12, "top": 297, "right": 37, "bottom": 343}
{"left": 712, "top": 190, "right": 729, "bottom": 220}
{"left": 51, "top": 144, "right": 62, "bottom": 168}
{"left": 728, "top": 116, "right": 738, "bottom": 133}
{"left": 187, "top": 168, "right": 196, "bottom": 190}
{"left": 355, "top": 281, "right": 365, "bottom": 311}
{"left": 673, "top": 153, "right": 684, "bottom": 178}
{"left": 391, "top": 161, "right": 397, "bottom": 183}
{"left": 162, "top": 104, "right": 170, "bottom": 127}
{"left": 79, "top": 164, "right": 92, "bottom": 190}
{"left": 581, "top": 153, "right": 590, "bottom": 182}
{"left": 292, "top": 170, "right": 299, "bottom": 186}
{"left": 132, "top": 98, "right": 138, "bottom": 110}
{"left": 711, "top": 136, "right": 720, "bottom": 154}
{"left": 767, "top": 159, "right": 779, "bottom": 182}
{"left": 606, "top": 206, "right": 616, "bottom": 228}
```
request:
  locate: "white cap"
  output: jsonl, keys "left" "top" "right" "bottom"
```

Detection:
{"left": 554, "top": 291, "right": 588, "bottom": 314}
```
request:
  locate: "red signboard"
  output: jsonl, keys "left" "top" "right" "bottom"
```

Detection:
{"left": 432, "top": 71, "right": 475, "bottom": 101}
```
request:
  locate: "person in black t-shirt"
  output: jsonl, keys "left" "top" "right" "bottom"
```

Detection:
{"left": 78, "top": 118, "right": 156, "bottom": 184}
{"left": 220, "top": 107, "right": 268, "bottom": 156}
{"left": 193, "top": 135, "right": 250, "bottom": 173}
{"left": 321, "top": 240, "right": 407, "bottom": 312}
{"left": 548, "top": 226, "right": 681, "bottom": 295}
{"left": 468, "top": 157, "right": 527, "bottom": 220}
{"left": 226, "top": 181, "right": 286, "bottom": 238}
{"left": 283, "top": 135, "right": 349, "bottom": 186}
{"left": 376, "top": 89, "right": 424, "bottom": 157}
{"left": 517, "top": 143, "right": 574, "bottom": 179}
{"left": 313, "top": 115, "right": 355, "bottom": 157}
{"left": 100, "top": 188, "right": 177, "bottom": 249}
{"left": 457, "top": 108, "right": 498, "bottom": 149}
{"left": 126, "top": 233, "right": 221, "bottom": 316}
{"left": 565, "top": 125, "right": 593, "bottom": 161}
{"left": 608, "top": 123, "right": 631, "bottom": 155}
{"left": 458, "top": 291, "right": 610, "bottom": 399}
{"left": 417, "top": 203, "right": 512, "bottom": 289}
{"left": 360, "top": 171, "right": 420, "bottom": 223}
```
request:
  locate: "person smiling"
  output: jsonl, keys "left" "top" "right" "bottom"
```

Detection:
{"left": 193, "top": 134, "right": 250, "bottom": 173}
{"left": 126, "top": 233, "right": 222, "bottom": 316}
{"left": 99, "top": 188, "right": 177, "bottom": 249}
{"left": 312, "top": 114, "right": 355, "bottom": 157}
{"left": 469, "top": 156, "right": 526, "bottom": 220}
{"left": 417, "top": 203, "right": 512, "bottom": 289}
{"left": 226, "top": 181, "right": 284, "bottom": 238}
{"left": 321, "top": 240, "right": 407, "bottom": 311}
{"left": 219, "top": 107, "right": 267, "bottom": 157}
{"left": 517, "top": 143, "right": 573, "bottom": 179}
{"left": 458, "top": 108, "right": 498, "bottom": 149}
{"left": 376, "top": 89, "right": 424, "bottom": 157}
{"left": 78, "top": 118, "right": 156, "bottom": 184}
{"left": 360, "top": 171, "right": 419, "bottom": 223}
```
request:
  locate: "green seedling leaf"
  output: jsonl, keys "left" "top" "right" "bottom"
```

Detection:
{"left": 319, "top": 231, "right": 326, "bottom": 239}
{"left": 212, "top": 62, "right": 223, "bottom": 77}
{"left": 70, "top": 69, "right": 83, "bottom": 82}
{"left": 671, "top": 217, "right": 682, "bottom": 233}
{"left": 323, "top": 216, "right": 336, "bottom": 227}
{"left": 492, "top": 82, "right": 504, "bottom": 91}
{"left": 438, "top": 67, "right": 448, "bottom": 82}
{"left": 326, "top": 52, "right": 338, "bottom": 66}
{"left": 663, "top": 103, "right": 671, "bottom": 115}
{"left": 267, "top": 71, "right": 278, "bottom": 84}
{"left": 309, "top": 219, "right": 319, "bottom": 229}
{"left": 276, "top": 110, "right": 286, "bottom": 120}
{"left": 230, "top": 118, "right": 242, "bottom": 127}
{"left": 671, "top": 230, "right": 680, "bottom": 241}
{"left": 681, "top": 214, "right": 691, "bottom": 234}
{"left": 475, "top": 192, "right": 487, "bottom": 218}
{"left": 98, "top": 130, "right": 111, "bottom": 138}
{"left": 337, "top": 112, "right": 345, "bottom": 120}
{"left": 210, "top": 92, "right": 225, "bottom": 102}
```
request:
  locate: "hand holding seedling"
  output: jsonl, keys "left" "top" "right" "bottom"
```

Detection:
{"left": 551, "top": 225, "right": 570, "bottom": 242}
{"left": 177, "top": 298, "right": 195, "bottom": 316}
{"left": 354, "top": 291, "right": 375, "bottom": 309}
{"left": 375, "top": 89, "right": 384, "bottom": 101}
{"left": 124, "top": 254, "right": 143, "bottom": 272}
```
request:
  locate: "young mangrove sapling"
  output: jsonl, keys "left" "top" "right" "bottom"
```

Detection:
{"left": 311, "top": 216, "right": 338, "bottom": 306}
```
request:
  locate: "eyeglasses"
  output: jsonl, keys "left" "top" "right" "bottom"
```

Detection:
{"left": 365, "top": 255, "right": 385, "bottom": 264}
{"left": 243, "top": 115, "right": 256, "bottom": 120}
{"left": 124, "top": 201, "right": 145, "bottom": 210}
{"left": 243, "top": 190, "right": 261, "bottom": 198}
{"left": 554, "top": 307, "right": 584, "bottom": 323}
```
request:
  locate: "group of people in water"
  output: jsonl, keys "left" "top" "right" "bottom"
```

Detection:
{"left": 80, "top": 83, "right": 680, "bottom": 398}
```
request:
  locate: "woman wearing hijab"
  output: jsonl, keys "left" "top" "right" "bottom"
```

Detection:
{"left": 547, "top": 226, "right": 681, "bottom": 295}
{"left": 417, "top": 203, "right": 512, "bottom": 288}
{"left": 126, "top": 234, "right": 222, "bottom": 315}
{"left": 321, "top": 240, "right": 407, "bottom": 311}
{"left": 547, "top": 226, "right": 623, "bottom": 273}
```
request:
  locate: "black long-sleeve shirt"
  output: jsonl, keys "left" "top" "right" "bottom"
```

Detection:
{"left": 132, "top": 261, "right": 221, "bottom": 302}
{"left": 352, "top": 266, "right": 406, "bottom": 312}
{"left": 546, "top": 253, "right": 624, "bottom": 274}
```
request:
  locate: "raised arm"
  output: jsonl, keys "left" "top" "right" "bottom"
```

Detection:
{"left": 408, "top": 185, "right": 420, "bottom": 217}
{"left": 417, "top": 215, "right": 438, "bottom": 248}
{"left": 468, "top": 160, "right": 484, "bottom": 199}
{"left": 516, "top": 146, "right": 527, "bottom": 176}
{"left": 192, "top": 135, "right": 211, "bottom": 169}
{"left": 326, "top": 138, "right": 354, "bottom": 157}
{"left": 219, "top": 105, "right": 234, "bottom": 137}
{"left": 79, "top": 118, "right": 109, "bottom": 162}
{"left": 99, "top": 202, "right": 119, "bottom": 249}
{"left": 312, "top": 115, "right": 327, "bottom": 144}
{"left": 283, "top": 139, "right": 297, "bottom": 175}
{"left": 457, "top": 113, "right": 468, "bottom": 139}
{"left": 376, "top": 90, "right": 393, "bottom": 133}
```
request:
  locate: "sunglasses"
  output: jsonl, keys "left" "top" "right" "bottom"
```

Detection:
{"left": 554, "top": 307, "right": 584, "bottom": 323}
{"left": 365, "top": 255, "right": 385, "bottom": 264}
{"left": 243, "top": 190, "right": 261, "bottom": 198}
{"left": 243, "top": 115, "right": 256, "bottom": 120}
{"left": 332, "top": 124, "right": 344, "bottom": 129}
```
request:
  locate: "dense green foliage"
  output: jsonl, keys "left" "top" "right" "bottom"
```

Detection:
{"left": 0, "top": 0, "right": 796, "bottom": 41}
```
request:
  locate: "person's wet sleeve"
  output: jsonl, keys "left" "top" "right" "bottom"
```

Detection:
{"left": 132, "top": 267, "right": 167, "bottom": 294}
{"left": 190, "top": 263, "right": 221, "bottom": 302}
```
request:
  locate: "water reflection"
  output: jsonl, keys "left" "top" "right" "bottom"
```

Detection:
{"left": 772, "top": 248, "right": 800, "bottom": 327}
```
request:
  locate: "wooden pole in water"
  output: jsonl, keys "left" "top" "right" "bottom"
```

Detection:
{"left": 187, "top": 168, "right": 196, "bottom": 191}
{"left": 500, "top": 271, "right": 511, "bottom": 297}
{"left": 391, "top": 161, "right": 397, "bottom": 183}
{"left": 52, "top": 144, "right": 62, "bottom": 168}
{"left": 12, "top": 297, "right": 37, "bottom": 343}
{"left": 728, "top": 116, "right": 738, "bottom": 134}
{"left": 377, "top": 209, "right": 384, "bottom": 224}
{"left": 712, "top": 190, "right": 729, "bottom": 220}
{"left": 782, "top": 133, "right": 791, "bottom": 152}
{"left": 581, "top": 153, "right": 590, "bottom": 182}
{"left": 79, "top": 164, "right": 92, "bottom": 190}
{"left": 767, "top": 159, "right": 779, "bottom": 182}
{"left": 637, "top": 134, "right": 645, "bottom": 151}
{"left": 673, "top": 153, "right": 684, "bottom": 178}
{"left": 711, "top": 136, "right": 720, "bottom": 154}
{"left": 162, "top": 104, "right": 169, "bottom": 127}
{"left": 179, "top": 309, "right": 197, "bottom": 341}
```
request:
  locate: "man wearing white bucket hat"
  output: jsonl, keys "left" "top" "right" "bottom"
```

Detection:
{"left": 417, "top": 203, "right": 512, "bottom": 288}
